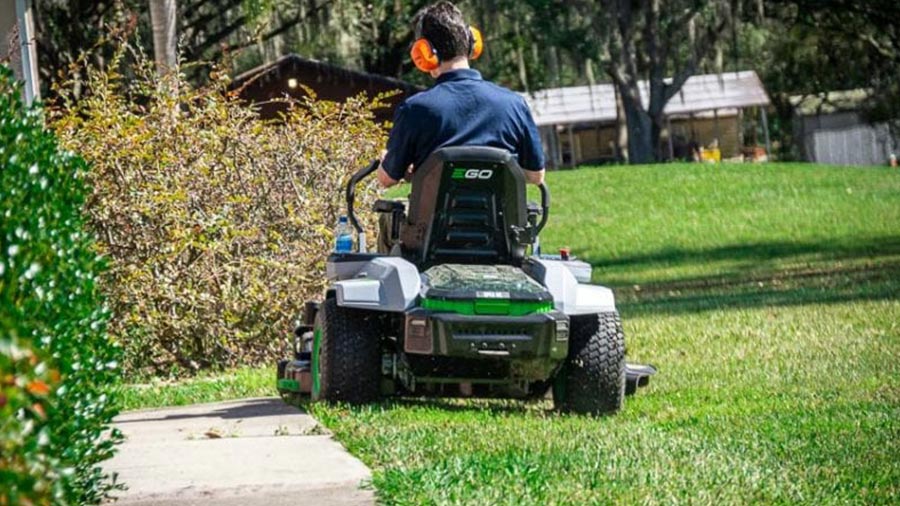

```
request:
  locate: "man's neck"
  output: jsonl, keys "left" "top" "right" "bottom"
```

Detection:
{"left": 432, "top": 57, "right": 470, "bottom": 79}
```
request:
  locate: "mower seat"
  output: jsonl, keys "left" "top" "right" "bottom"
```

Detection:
{"left": 400, "top": 147, "right": 531, "bottom": 268}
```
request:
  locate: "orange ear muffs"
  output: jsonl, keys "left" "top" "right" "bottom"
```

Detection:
{"left": 411, "top": 38, "right": 440, "bottom": 73}
{"left": 469, "top": 26, "right": 484, "bottom": 60}
{"left": 411, "top": 26, "right": 484, "bottom": 72}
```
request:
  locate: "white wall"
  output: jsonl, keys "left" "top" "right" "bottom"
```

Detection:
{"left": 796, "top": 111, "right": 897, "bottom": 166}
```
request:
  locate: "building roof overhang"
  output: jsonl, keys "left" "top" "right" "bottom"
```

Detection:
{"left": 522, "top": 70, "right": 771, "bottom": 127}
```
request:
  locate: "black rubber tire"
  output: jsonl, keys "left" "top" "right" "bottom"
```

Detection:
{"left": 553, "top": 311, "right": 626, "bottom": 416}
{"left": 313, "top": 298, "right": 382, "bottom": 404}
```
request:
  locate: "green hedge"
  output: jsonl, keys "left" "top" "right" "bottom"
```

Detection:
{"left": 0, "top": 67, "right": 121, "bottom": 505}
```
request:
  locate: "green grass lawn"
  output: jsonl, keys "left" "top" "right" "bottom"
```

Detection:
{"left": 124, "top": 162, "right": 900, "bottom": 504}
{"left": 119, "top": 365, "right": 275, "bottom": 410}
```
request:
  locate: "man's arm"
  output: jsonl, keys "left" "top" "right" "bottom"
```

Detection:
{"left": 516, "top": 96, "right": 547, "bottom": 185}
{"left": 380, "top": 104, "right": 414, "bottom": 188}
{"left": 377, "top": 163, "right": 400, "bottom": 187}
{"left": 378, "top": 154, "right": 417, "bottom": 187}
{"left": 524, "top": 169, "right": 545, "bottom": 185}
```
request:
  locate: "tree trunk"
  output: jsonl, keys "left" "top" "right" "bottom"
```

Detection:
{"left": 149, "top": 0, "right": 177, "bottom": 75}
{"left": 650, "top": 114, "right": 663, "bottom": 160}
{"left": 614, "top": 84, "right": 629, "bottom": 163}
{"left": 647, "top": 84, "right": 667, "bottom": 161}
{"left": 546, "top": 46, "right": 561, "bottom": 86}
{"left": 513, "top": 19, "right": 529, "bottom": 92}
{"left": 618, "top": 82, "right": 654, "bottom": 164}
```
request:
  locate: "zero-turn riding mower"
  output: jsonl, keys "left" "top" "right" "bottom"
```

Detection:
{"left": 277, "top": 147, "right": 654, "bottom": 415}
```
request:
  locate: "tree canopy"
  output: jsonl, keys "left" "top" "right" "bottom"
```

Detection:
{"left": 31, "top": 0, "right": 900, "bottom": 162}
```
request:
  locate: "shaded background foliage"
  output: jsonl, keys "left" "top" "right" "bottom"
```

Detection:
{"left": 0, "top": 67, "right": 120, "bottom": 506}
{"left": 51, "top": 45, "right": 386, "bottom": 376}
{"left": 31, "top": 1, "right": 899, "bottom": 96}
{"left": 29, "top": 0, "right": 900, "bottom": 164}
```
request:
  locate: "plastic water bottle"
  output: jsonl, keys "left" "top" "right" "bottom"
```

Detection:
{"left": 334, "top": 216, "right": 353, "bottom": 253}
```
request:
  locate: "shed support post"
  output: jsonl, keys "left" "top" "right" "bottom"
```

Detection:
{"left": 761, "top": 107, "right": 772, "bottom": 161}
{"left": 689, "top": 113, "right": 696, "bottom": 142}
{"left": 713, "top": 109, "right": 721, "bottom": 151}
{"left": 555, "top": 126, "right": 562, "bottom": 168}
{"left": 567, "top": 124, "right": 575, "bottom": 168}
{"left": 556, "top": 126, "right": 566, "bottom": 169}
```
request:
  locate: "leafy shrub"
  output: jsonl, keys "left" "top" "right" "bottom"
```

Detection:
{"left": 51, "top": 49, "right": 387, "bottom": 376}
{"left": 0, "top": 67, "right": 121, "bottom": 505}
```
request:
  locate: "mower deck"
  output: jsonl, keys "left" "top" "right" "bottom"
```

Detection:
{"left": 277, "top": 353, "right": 656, "bottom": 400}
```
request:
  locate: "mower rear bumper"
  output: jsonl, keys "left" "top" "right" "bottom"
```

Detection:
{"left": 276, "top": 358, "right": 312, "bottom": 396}
{"left": 403, "top": 308, "right": 569, "bottom": 361}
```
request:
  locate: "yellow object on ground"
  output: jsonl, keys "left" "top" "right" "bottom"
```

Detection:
{"left": 700, "top": 148, "right": 721, "bottom": 163}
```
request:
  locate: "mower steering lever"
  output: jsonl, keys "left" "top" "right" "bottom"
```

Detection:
{"left": 345, "top": 159, "right": 381, "bottom": 252}
{"left": 535, "top": 182, "right": 550, "bottom": 235}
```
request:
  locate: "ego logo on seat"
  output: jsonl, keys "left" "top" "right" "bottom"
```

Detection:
{"left": 451, "top": 168, "right": 494, "bottom": 180}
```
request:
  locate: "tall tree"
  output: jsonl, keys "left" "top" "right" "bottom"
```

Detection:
{"left": 149, "top": 0, "right": 177, "bottom": 74}
{"left": 472, "top": 0, "right": 736, "bottom": 163}
{"left": 595, "top": 0, "right": 734, "bottom": 163}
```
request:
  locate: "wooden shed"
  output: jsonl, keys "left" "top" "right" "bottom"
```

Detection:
{"left": 521, "top": 71, "right": 772, "bottom": 167}
{"left": 230, "top": 54, "right": 422, "bottom": 122}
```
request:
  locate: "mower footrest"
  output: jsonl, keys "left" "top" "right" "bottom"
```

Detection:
{"left": 625, "top": 362, "right": 657, "bottom": 396}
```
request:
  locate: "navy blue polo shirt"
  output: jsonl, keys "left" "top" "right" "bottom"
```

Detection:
{"left": 382, "top": 69, "right": 545, "bottom": 180}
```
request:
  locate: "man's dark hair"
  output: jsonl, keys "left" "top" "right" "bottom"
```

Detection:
{"left": 415, "top": 1, "right": 471, "bottom": 61}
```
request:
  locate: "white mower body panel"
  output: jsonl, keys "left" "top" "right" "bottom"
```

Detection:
{"left": 333, "top": 257, "right": 420, "bottom": 312}
{"left": 525, "top": 258, "right": 616, "bottom": 315}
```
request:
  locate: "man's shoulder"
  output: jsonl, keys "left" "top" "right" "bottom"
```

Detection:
{"left": 402, "top": 88, "right": 438, "bottom": 107}
{"left": 398, "top": 88, "right": 446, "bottom": 115}
{"left": 479, "top": 80, "right": 526, "bottom": 101}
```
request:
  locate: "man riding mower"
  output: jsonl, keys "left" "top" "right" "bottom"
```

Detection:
{"left": 276, "top": 2, "right": 654, "bottom": 415}
{"left": 277, "top": 146, "right": 655, "bottom": 415}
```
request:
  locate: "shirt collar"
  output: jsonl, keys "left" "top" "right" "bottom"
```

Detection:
{"left": 436, "top": 68, "right": 483, "bottom": 84}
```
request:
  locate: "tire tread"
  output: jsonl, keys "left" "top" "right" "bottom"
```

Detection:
{"left": 555, "top": 311, "right": 626, "bottom": 415}
{"left": 316, "top": 298, "right": 381, "bottom": 404}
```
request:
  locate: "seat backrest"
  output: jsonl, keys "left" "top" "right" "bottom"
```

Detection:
{"left": 400, "top": 147, "right": 529, "bottom": 268}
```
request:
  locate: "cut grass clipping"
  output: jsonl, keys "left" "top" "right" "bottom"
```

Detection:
{"left": 133, "top": 162, "right": 900, "bottom": 504}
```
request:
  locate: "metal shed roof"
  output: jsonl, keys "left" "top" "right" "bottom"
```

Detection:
{"left": 521, "top": 70, "right": 771, "bottom": 127}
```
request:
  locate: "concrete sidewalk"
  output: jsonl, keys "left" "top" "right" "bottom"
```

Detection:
{"left": 106, "top": 398, "right": 374, "bottom": 506}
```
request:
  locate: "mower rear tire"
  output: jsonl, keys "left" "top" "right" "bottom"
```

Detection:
{"left": 313, "top": 298, "right": 382, "bottom": 404}
{"left": 554, "top": 311, "right": 626, "bottom": 416}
